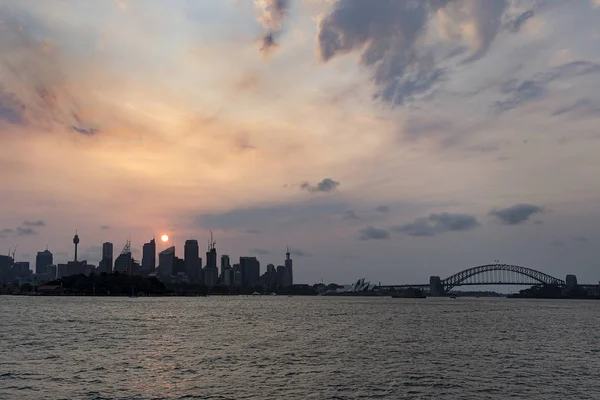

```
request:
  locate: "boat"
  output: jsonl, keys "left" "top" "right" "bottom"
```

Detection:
{"left": 270, "top": 292, "right": 277, "bottom": 296}
{"left": 252, "top": 291, "right": 261, "bottom": 296}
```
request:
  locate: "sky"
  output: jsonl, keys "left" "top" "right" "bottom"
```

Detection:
{"left": 1, "top": 0, "right": 600, "bottom": 285}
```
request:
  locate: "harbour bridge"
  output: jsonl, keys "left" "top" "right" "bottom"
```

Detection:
{"left": 379, "top": 263, "right": 574, "bottom": 296}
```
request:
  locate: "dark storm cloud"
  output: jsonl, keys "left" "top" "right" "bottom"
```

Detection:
{"left": 301, "top": 178, "right": 340, "bottom": 193}
{"left": 359, "top": 226, "right": 391, "bottom": 241}
{"left": 317, "top": 0, "right": 508, "bottom": 105}
{"left": 376, "top": 205, "right": 390, "bottom": 213}
{"left": 22, "top": 220, "right": 45, "bottom": 227}
{"left": 256, "top": 0, "right": 290, "bottom": 54}
{"left": 489, "top": 204, "right": 544, "bottom": 225}
{"left": 252, "top": 248, "right": 271, "bottom": 255}
{"left": 393, "top": 212, "right": 480, "bottom": 237}
{"left": 342, "top": 210, "right": 360, "bottom": 220}
{"left": 494, "top": 61, "right": 600, "bottom": 112}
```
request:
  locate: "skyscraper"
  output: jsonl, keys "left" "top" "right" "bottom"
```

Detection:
{"left": 35, "top": 248, "right": 53, "bottom": 275}
{"left": 284, "top": 246, "right": 293, "bottom": 286}
{"left": 204, "top": 232, "right": 218, "bottom": 286}
{"left": 220, "top": 254, "right": 231, "bottom": 284}
{"left": 158, "top": 246, "right": 175, "bottom": 277}
{"left": 184, "top": 240, "right": 201, "bottom": 281}
{"left": 142, "top": 239, "right": 156, "bottom": 274}
{"left": 240, "top": 256, "right": 260, "bottom": 286}
{"left": 99, "top": 242, "right": 113, "bottom": 273}
{"left": 114, "top": 241, "right": 133, "bottom": 275}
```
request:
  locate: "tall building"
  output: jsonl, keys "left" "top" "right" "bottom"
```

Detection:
{"left": 114, "top": 241, "right": 134, "bottom": 274}
{"left": 284, "top": 246, "right": 293, "bottom": 286}
{"left": 220, "top": 254, "right": 231, "bottom": 284}
{"left": 99, "top": 242, "right": 113, "bottom": 273}
{"left": 158, "top": 246, "right": 175, "bottom": 277}
{"left": 13, "top": 262, "right": 31, "bottom": 278}
{"left": 240, "top": 256, "right": 260, "bottom": 286}
{"left": 184, "top": 240, "right": 201, "bottom": 281}
{"left": 174, "top": 257, "right": 186, "bottom": 275}
{"left": 142, "top": 239, "right": 156, "bottom": 274}
{"left": 232, "top": 263, "right": 242, "bottom": 286}
{"left": 204, "top": 232, "right": 218, "bottom": 287}
{"left": 35, "top": 249, "right": 53, "bottom": 275}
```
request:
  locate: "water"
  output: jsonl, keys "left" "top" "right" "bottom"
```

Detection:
{"left": 1, "top": 296, "right": 599, "bottom": 400}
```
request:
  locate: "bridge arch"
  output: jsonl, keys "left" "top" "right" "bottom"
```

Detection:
{"left": 441, "top": 264, "right": 564, "bottom": 292}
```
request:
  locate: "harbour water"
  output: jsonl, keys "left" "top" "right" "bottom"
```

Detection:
{"left": 1, "top": 296, "right": 599, "bottom": 399}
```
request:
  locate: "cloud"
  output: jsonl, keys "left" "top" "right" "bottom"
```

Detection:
{"left": 490, "top": 204, "right": 544, "bottom": 225}
{"left": 252, "top": 248, "right": 271, "bottom": 255}
{"left": 504, "top": 10, "right": 534, "bottom": 33}
{"left": 301, "top": 178, "right": 340, "bottom": 193}
{"left": 317, "top": 0, "right": 508, "bottom": 105}
{"left": 22, "top": 220, "right": 45, "bottom": 227}
{"left": 359, "top": 226, "right": 391, "bottom": 241}
{"left": 549, "top": 239, "right": 564, "bottom": 248}
{"left": 342, "top": 209, "right": 360, "bottom": 220}
{"left": 72, "top": 126, "right": 99, "bottom": 136}
{"left": 290, "top": 248, "right": 311, "bottom": 257}
{"left": 494, "top": 61, "right": 600, "bottom": 112}
{"left": 196, "top": 201, "right": 347, "bottom": 230}
{"left": 393, "top": 212, "right": 480, "bottom": 237}
{"left": 572, "top": 236, "right": 588, "bottom": 242}
{"left": 375, "top": 205, "right": 390, "bottom": 213}
{"left": 0, "top": 5, "right": 102, "bottom": 135}
{"left": 0, "top": 88, "right": 26, "bottom": 125}
{"left": 0, "top": 228, "right": 14, "bottom": 238}
{"left": 552, "top": 98, "right": 600, "bottom": 117}
{"left": 16, "top": 226, "right": 37, "bottom": 236}
{"left": 255, "top": 0, "right": 290, "bottom": 53}
{"left": 100, "top": 225, "right": 111, "bottom": 230}
{"left": 243, "top": 229, "right": 260, "bottom": 234}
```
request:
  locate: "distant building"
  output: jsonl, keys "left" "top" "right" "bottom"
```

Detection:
{"left": 36, "top": 249, "right": 53, "bottom": 275}
{"left": 141, "top": 239, "right": 156, "bottom": 274}
{"left": 114, "top": 241, "right": 133, "bottom": 274}
{"left": 204, "top": 232, "right": 218, "bottom": 287}
{"left": 158, "top": 246, "right": 175, "bottom": 277}
{"left": 240, "top": 256, "right": 260, "bottom": 286}
{"left": 284, "top": 247, "right": 293, "bottom": 286}
{"left": 232, "top": 263, "right": 242, "bottom": 286}
{"left": 174, "top": 257, "right": 186, "bottom": 275}
{"left": 221, "top": 255, "right": 231, "bottom": 285}
{"left": 13, "top": 262, "right": 31, "bottom": 278}
{"left": 184, "top": 240, "right": 201, "bottom": 281}
{"left": 99, "top": 242, "right": 114, "bottom": 273}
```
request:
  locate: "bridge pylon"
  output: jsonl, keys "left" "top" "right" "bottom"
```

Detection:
{"left": 429, "top": 276, "right": 444, "bottom": 296}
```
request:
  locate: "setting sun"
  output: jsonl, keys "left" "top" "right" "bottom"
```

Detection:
{"left": 161, "top": 234, "right": 169, "bottom": 242}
